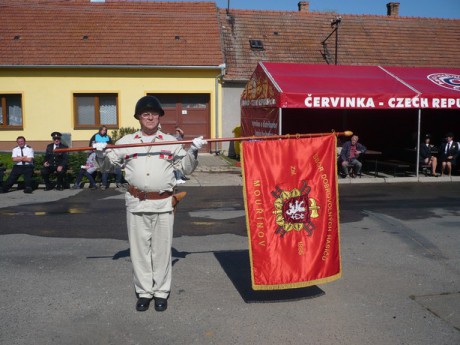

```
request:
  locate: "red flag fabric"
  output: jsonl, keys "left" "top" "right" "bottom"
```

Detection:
{"left": 241, "top": 134, "right": 341, "bottom": 290}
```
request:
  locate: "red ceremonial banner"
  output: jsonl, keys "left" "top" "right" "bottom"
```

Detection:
{"left": 241, "top": 134, "right": 341, "bottom": 290}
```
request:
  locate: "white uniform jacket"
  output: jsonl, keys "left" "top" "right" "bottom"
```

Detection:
{"left": 12, "top": 145, "right": 34, "bottom": 166}
{"left": 97, "top": 130, "right": 198, "bottom": 213}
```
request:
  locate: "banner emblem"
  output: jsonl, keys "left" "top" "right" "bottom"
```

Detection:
{"left": 272, "top": 181, "right": 319, "bottom": 237}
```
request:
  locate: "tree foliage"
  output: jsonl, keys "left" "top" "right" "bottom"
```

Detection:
{"left": 110, "top": 127, "right": 138, "bottom": 143}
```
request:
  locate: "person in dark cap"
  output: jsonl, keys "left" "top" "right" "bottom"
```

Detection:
{"left": 439, "top": 132, "right": 459, "bottom": 177}
{"left": 419, "top": 134, "right": 438, "bottom": 176}
{"left": 40, "top": 131, "right": 69, "bottom": 190}
{"left": 51, "top": 131, "right": 62, "bottom": 139}
{"left": 93, "top": 95, "right": 207, "bottom": 312}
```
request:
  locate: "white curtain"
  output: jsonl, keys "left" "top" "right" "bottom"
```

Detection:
{"left": 8, "top": 97, "right": 22, "bottom": 126}
{"left": 77, "top": 96, "right": 95, "bottom": 125}
{"left": 99, "top": 96, "right": 117, "bottom": 125}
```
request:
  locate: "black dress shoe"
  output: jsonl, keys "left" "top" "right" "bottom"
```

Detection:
{"left": 136, "top": 298, "right": 151, "bottom": 312}
{"left": 56, "top": 185, "right": 64, "bottom": 191}
{"left": 154, "top": 297, "right": 167, "bottom": 312}
{"left": 44, "top": 186, "right": 53, "bottom": 191}
{"left": 23, "top": 187, "right": 33, "bottom": 194}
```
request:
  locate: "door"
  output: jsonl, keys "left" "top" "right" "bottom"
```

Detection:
{"left": 152, "top": 94, "right": 210, "bottom": 145}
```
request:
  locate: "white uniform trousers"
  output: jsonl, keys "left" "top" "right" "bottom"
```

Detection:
{"left": 127, "top": 210, "right": 174, "bottom": 299}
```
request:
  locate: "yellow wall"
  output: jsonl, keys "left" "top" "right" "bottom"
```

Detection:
{"left": 0, "top": 68, "right": 222, "bottom": 147}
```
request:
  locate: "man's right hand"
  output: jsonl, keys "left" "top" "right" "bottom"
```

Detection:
{"left": 92, "top": 142, "right": 107, "bottom": 158}
{"left": 191, "top": 136, "right": 208, "bottom": 151}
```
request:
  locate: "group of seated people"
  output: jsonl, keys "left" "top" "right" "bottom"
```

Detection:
{"left": 419, "top": 132, "right": 459, "bottom": 177}
{"left": 1, "top": 129, "right": 125, "bottom": 194}
{"left": 42, "top": 128, "right": 125, "bottom": 191}
{"left": 337, "top": 132, "right": 459, "bottom": 178}
{"left": 2, "top": 124, "right": 193, "bottom": 194}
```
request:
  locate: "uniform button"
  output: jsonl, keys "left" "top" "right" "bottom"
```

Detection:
{"left": 147, "top": 173, "right": 150, "bottom": 176}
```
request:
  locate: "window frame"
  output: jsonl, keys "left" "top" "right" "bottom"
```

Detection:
{"left": 73, "top": 93, "right": 119, "bottom": 129}
{"left": 0, "top": 94, "right": 23, "bottom": 130}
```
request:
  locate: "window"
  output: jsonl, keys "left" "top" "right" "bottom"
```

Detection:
{"left": 74, "top": 93, "right": 118, "bottom": 128}
{"left": 182, "top": 94, "right": 208, "bottom": 109}
{"left": 0, "top": 94, "right": 23, "bottom": 128}
{"left": 249, "top": 39, "right": 264, "bottom": 50}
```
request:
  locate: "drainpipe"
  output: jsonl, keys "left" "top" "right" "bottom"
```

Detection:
{"left": 212, "top": 63, "right": 226, "bottom": 154}
{"left": 416, "top": 108, "right": 421, "bottom": 178}
{"left": 279, "top": 108, "right": 283, "bottom": 135}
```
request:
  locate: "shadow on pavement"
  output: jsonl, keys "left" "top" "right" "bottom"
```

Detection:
{"left": 99, "top": 247, "right": 327, "bottom": 303}
{"left": 86, "top": 247, "right": 193, "bottom": 264}
{"left": 214, "top": 249, "right": 325, "bottom": 303}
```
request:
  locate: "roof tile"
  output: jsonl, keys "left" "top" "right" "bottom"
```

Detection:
{"left": 0, "top": 0, "right": 223, "bottom": 67}
{"left": 219, "top": 8, "right": 460, "bottom": 81}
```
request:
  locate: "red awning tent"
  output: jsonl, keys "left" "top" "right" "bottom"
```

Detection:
{"left": 240, "top": 62, "right": 460, "bottom": 175}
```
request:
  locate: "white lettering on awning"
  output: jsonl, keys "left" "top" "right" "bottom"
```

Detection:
{"left": 304, "top": 95, "right": 459, "bottom": 109}
{"left": 304, "top": 95, "right": 375, "bottom": 108}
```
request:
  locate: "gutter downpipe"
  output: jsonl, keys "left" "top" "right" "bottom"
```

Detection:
{"left": 416, "top": 108, "right": 421, "bottom": 178}
{"left": 212, "top": 63, "right": 226, "bottom": 154}
{"left": 279, "top": 108, "right": 283, "bottom": 135}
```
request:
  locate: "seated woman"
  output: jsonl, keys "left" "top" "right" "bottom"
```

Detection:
{"left": 419, "top": 134, "right": 438, "bottom": 176}
{"left": 72, "top": 152, "right": 98, "bottom": 189}
{"left": 439, "top": 132, "right": 459, "bottom": 177}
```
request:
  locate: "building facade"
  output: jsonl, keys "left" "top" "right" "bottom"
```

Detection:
{"left": 0, "top": 0, "right": 224, "bottom": 151}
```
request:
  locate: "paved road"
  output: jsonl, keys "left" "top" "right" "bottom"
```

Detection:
{"left": 0, "top": 181, "right": 459, "bottom": 344}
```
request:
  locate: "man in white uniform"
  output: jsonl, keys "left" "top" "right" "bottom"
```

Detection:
{"left": 2, "top": 136, "right": 35, "bottom": 193}
{"left": 94, "top": 95, "right": 206, "bottom": 312}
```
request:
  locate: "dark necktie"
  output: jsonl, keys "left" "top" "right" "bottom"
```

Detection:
{"left": 20, "top": 147, "right": 26, "bottom": 165}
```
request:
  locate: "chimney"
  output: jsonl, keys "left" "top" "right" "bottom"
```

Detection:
{"left": 298, "top": 1, "right": 309, "bottom": 12}
{"left": 386, "top": 2, "right": 400, "bottom": 17}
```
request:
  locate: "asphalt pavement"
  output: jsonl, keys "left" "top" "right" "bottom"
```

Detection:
{"left": 0, "top": 153, "right": 459, "bottom": 345}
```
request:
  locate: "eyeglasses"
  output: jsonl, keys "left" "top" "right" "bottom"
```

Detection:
{"left": 53, "top": 137, "right": 61, "bottom": 140}
{"left": 140, "top": 112, "right": 160, "bottom": 119}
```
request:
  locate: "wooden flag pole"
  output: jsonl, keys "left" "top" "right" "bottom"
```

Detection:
{"left": 54, "top": 130, "right": 353, "bottom": 153}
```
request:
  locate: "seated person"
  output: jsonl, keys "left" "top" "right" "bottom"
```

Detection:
{"left": 41, "top": 132, "right": 68, "bottom": 191}
{"left": 72, "top": 152, "right": 98, "bottom": 189}
{"left": 0, "top": 162, "right": 5, "bottom": 188}
{"left": 101, "top": 165, "right": 125, "bottom": 189}
{"left": 2, "top": 136, "right": 35, "bottom": 194}
{"left": 339, "top": 135, "right": 366, "bottom": 177}
{"left": 173, "top": 126, "right": 189, "bottom": 184}
{"left": 89, "top": 126, "right": 113, "bottom": 190}
{"left": 439, "top": 132, "right": 459, "bottom": 177}
{"left": 113, "top": 165, "right": 126, "bottom": 188}
{"left": 419, "top": 134, "right": 438, "bottom": 176}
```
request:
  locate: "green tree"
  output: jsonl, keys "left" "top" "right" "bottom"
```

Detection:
{"left": 110, "top": 127, "right": 138, "bottom": 143}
